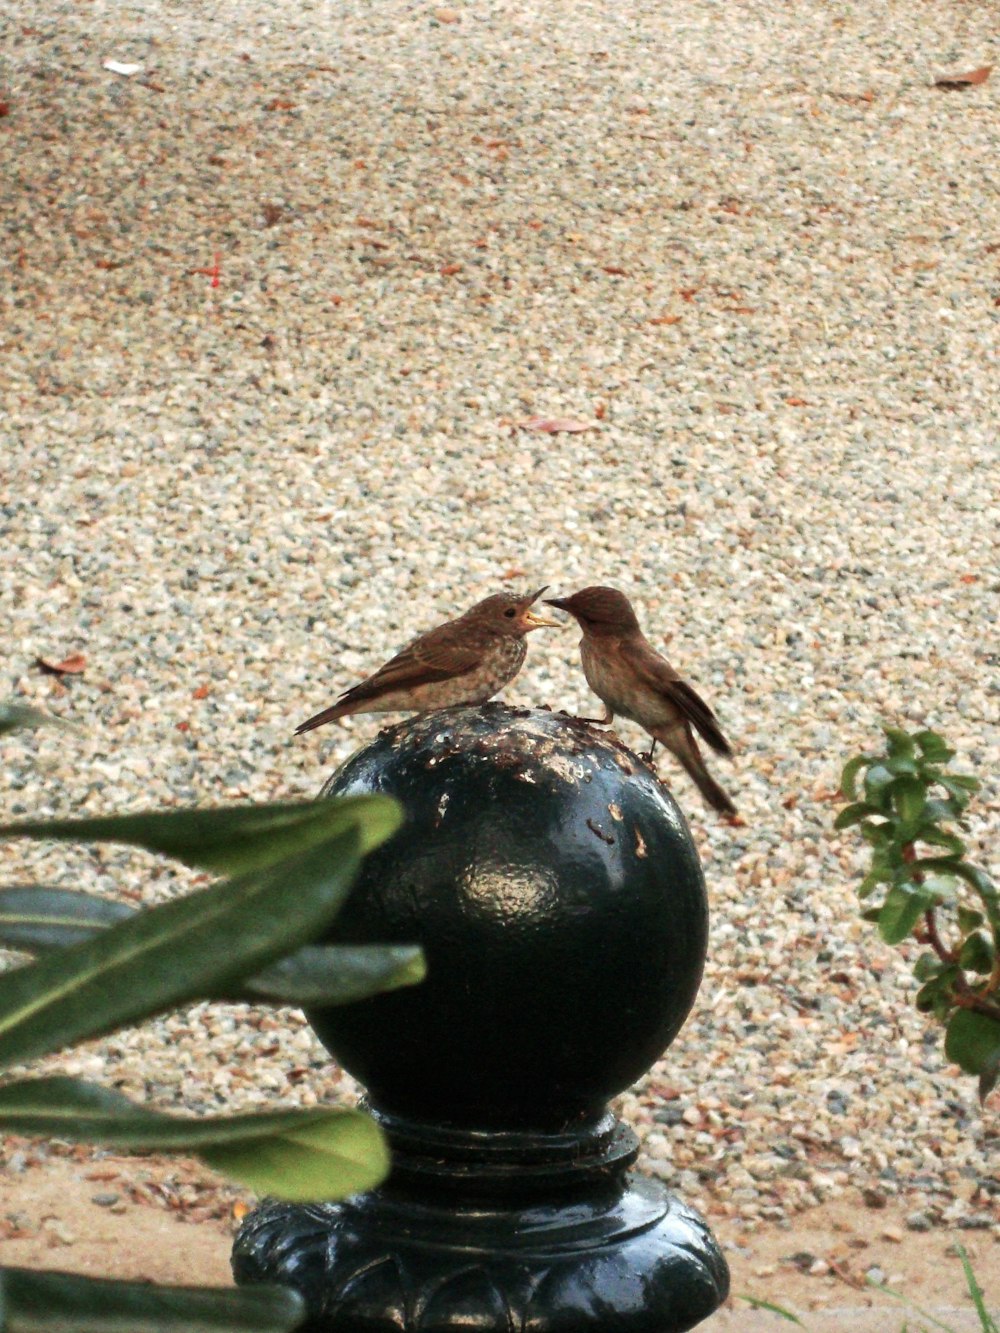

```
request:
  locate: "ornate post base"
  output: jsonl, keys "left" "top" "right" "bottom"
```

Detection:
{"left": 232, "top": 1109, "right": 729, "bottom": 1332}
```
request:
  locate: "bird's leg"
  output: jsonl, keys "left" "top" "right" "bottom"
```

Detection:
{"left": 640, "top": 738, "right": 659, "bottom": 765}
{"left": 574, "top": 706, "right": 614, "bottom": 726}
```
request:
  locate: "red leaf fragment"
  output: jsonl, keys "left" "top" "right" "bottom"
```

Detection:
{"left": 439, "top": 262, "right": 463, "bottom": 276}
{"left": 649, "top": 315, "right": 682, "bottom": 326}
{"left": 0, "top": 101, "right": 10, "bottom": 118}
{"left": 933, "top": 65, "right": 992, "bottom": 90}
{"left": 785, "top": 397, "right": 809, "bottom": 407}
{"left": 265, "top": 97, "right": 296, "bottom": 111}
{"left": 516, "top": 417, "right": 597, "bottom": 434}
{"left": 36, "top": 653, "right": 87, "bottom": 676}
{"left": 192, "top": 683, "right": 211, "bottom": 699}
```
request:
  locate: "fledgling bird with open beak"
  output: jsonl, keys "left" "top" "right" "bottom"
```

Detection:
{"left": 296, "top": 588, "right": 560, "bottom": 735}
{"left": 545, "top": 586, "right": 737, "bottom": 817}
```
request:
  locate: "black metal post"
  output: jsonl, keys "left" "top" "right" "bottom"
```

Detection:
{"left": 233, "top": 704, "right": 729, "bottom": 1331}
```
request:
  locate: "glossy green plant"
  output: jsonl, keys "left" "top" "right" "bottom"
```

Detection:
{"left": 836, "top": 726, "right": 999, "bottom": 1100}
{"left": 0, "top": 704, "right": 421, "bottom": 1330}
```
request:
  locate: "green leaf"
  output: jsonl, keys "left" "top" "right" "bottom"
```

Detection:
{"left": 860, "top": 906, "right": 883, "bottom": 923}
{"left": 839, "top": 755, "right": 873, "bottom": 801}
{"left": 236, "top": 943, "right": 426, "bottom": 1006}
{"left": 959, "top": 932, "right": 995, "bottom": 975}
{"left": 834, "top": 802, "right": 879, "bottom": 831}
{"left": 912, "top": 825, "right": 965, "bottom": 856}
{"left": 0, "top": 795, "right": 401, "bottom": 877}
{"left": 0, "top": 1076, "right": 389, "bottom": 1202}
{"left": 891, "top": 775, "right": 926, "bottom": 826}
{"left": 955, "top": 1244, "right": 1000, "bottom": 1332}
{"left": 859, "top": 820, "right": 891, "bottom": 848}
{"left": 878, "top": 885, "right": 931, "bottom": 945}
{"left": 0, "top": 702, "right": 77, "bottom": 737}
{"left": 882, "top": 727, "right": 916, "bottom": 759}
{"left": 857, "top": 869, "right": 886, "bottom": 900}
{"left": 0, "top": 888, "right": 134, "bottom": 952}
{"left": 913, "top": 952, "right": 944, "bottom": 982}
{"left": 0, "top": 888, "right": 425, "bottom": 1009}
{"left": 736, "top": 1294, "right": 805, "bottom": 1325}
{"left": 862, "top": 764, "right": 896, "bottom": 809}
{"left": 0, "top": 1266, "right": 305, "bottom": 1331}
{"left": 0, "top": 829, "right": 366, "bottom": 1068}
{"left": 913, "top": 730, "right": 954, "bottom": 764}
{"left": 944, "top": 1009, "right": 1000, "bottom": 1076}
{"left": 915, "top": 978, "right": 948, "bottom": 1015}
{"left": 979, "top": 1058, "right": 1000, "bottom": 1105}
{"left": 957, "top": 906, "right": 986, "bottom": 934}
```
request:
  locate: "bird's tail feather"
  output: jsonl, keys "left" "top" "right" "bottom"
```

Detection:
{"left": 652, "top": 725, "right": 737, "bottom": 817}
{"left": 295, "top": 701, "right": 352, "bottom": 735}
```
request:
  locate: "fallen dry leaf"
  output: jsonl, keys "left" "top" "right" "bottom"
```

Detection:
{"left": 649, "top": 314, "right": 682, "bottom": 326}
{"left": 602, "top": 265, "right": 629, "bottom": 276}
{"left": 516, "top": 417, "right": 597, "bottom": 434}
{"left": 36, "top": 653, "right": 86, "bottom": 676}
{"left": 933, "top": 65, "right": 992, "bottom": 90}
{"left": 265, "top": 97, "right": 296, "bottom": 112}
{"left": 785, "top": 396, "right": 810, "bottom": 407}
{"left": 0, "top": 101, "right": 10, "bottom": 118}
{"left": 439, "top": 262, "right": 463, "bottom": 276}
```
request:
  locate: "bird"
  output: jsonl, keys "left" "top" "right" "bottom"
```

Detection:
{"left": 544, "top": 586, "right": 737, "bottom": 816}
{"left": 295, "top": 588, "right": 560, "bottom": 735}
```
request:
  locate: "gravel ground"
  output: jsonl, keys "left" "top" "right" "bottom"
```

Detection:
{"left": 1, "top": 0, "right": 998, "bottom": 1247}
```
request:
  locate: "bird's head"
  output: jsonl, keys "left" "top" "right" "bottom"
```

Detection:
{"left": 469, "top": 587, "right": 562, "bottom": 637}
{"left": 544, "top": 586, "right": 641, "bottom": 635}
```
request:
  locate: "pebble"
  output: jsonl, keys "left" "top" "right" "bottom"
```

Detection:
{"left": 0, "top": 0, "right": 998, "bottom": 1237}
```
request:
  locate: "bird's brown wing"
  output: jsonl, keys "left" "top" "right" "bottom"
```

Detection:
{"left": 333, "top": 621, "right": 485, "bottom": 708}
{"left": 620, "top": 638, "right": 733, "bottom": 757}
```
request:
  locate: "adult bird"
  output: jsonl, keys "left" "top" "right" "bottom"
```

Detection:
{"left": 545, "top": 585, "right": 737, "bottom": 816}
{"left": 296, "top": 588, "right": 559, "bottom": 735}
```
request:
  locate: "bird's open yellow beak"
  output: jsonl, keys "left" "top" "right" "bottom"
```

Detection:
{"left": 524, "top": 610, "right": 562, "bottom": 629}
{"left": 523, "top": 586, "right": 562, "bottom": 629}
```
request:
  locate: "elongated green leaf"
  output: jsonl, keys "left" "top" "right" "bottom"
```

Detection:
{"left": 890, "top": 775, "right": 926, "bottom": 826}
{"left": 0, "top": 1077, "right": 388, "bottom": 1202}
{"left": 236, "top": 944, "right": 426, "bottom": 1006}
{"left": 839, "top": 755, "right": 872, "bottom": 802}
{"left": 834, "top": 802, "right": 878, "bottom": 831}
{"left": 955, "top": 1244, "right": 999, "bottom": 1333}
{"left": 0, "top": 702, "right": 76, "bottom": 737}
{"left": 0, "top": 795, "right": 401, "bottom": 877}
{"left": 202, "top": 1112, "right": 388, "bottom": 1202}
{"left": 736, "top": 1294, "right": 804, "bottom": 1326}
{"left": 913, "top": 825, "right": 966, "bottom": 856}
{"left": 882, "top": 727, "right": 916, "bottom": 759}
{"left": 862, "top": 763, "right": 895, "bottom": 809}
{"left": 878, "top": 885, "right": 931, "bottom": 945}
{"left": 0, "top": 1266, "right": 304, "bottom": 1332}
{"left": 913, "top": 730, "right": 955, "bottom": 764}
{"left": 0, "top": 830, "right": 366, "bottom": 1068}
{"left": 945, "top": 1009, "right": 1000, "bottom": 1076}
{"left": 0, "top": 888, "right": 134, "bottom": 952}
{"left": 0, "top": 889, "right": 425, "bottom": 1008}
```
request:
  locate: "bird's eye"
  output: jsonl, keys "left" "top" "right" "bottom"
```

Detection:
{"left": 504, "top": 608, "right": 517, "bottom": 618}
